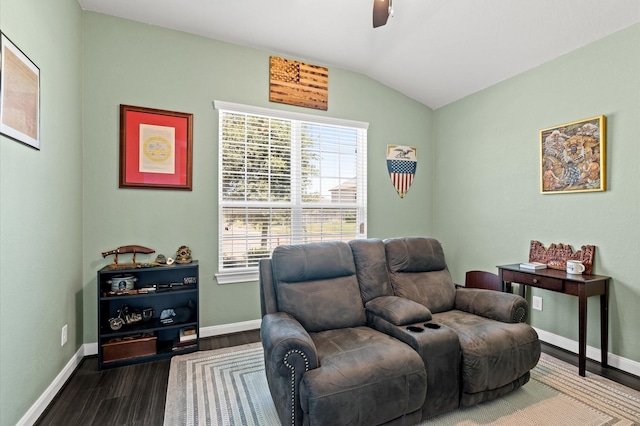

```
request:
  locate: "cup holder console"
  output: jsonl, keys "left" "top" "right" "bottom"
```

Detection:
{"left": 406, "top": 323, "right": 441, "bottom": 333}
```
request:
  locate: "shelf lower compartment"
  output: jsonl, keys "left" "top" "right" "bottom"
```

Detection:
{"left": 100, "top": 339, "right": 199, "bottom": 368}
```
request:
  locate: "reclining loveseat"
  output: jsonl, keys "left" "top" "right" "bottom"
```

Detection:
{"left": 259, "top": 237, "right": 541, "bottom": 425}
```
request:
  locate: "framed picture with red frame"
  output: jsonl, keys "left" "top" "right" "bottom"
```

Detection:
{"left": 119, "top": 104, "right": 193, "bottom": 190}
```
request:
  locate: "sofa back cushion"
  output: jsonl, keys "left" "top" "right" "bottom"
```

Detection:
{"left": 384, "top": 237, "right": 456, "bottom": 313}
{"left": 271, "top": 241, "right": 366, "bottom": 332}
{"left": 349, "top": 238, "right": 394, "bottom": 303}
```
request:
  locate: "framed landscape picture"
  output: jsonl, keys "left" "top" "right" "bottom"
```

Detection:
{"left": 119, "top": 104, "right": 193, "bottom": 190}
{"left": 540, "top": 115, "right": 606, "bottom": 194}
{"left": 0, "top": 32, "right": 40, "bottom": 149}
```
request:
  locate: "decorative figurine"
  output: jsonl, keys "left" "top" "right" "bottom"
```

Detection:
{"left": 175, "top": 245, "right": 192, "bottom": 264}
{"left": 108, "top": 305, "right": 154, "bottom": 330}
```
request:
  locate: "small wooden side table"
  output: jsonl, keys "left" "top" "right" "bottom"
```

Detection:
{"left": 497, "top": 264, "right": 610, "bottom": 377}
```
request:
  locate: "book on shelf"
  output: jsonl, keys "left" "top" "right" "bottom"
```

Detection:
{"left": 519, "top": 262, "right": 547, "bottom": 270}
{"left": 179, "top": 326, "right": 197, "bottom": 342}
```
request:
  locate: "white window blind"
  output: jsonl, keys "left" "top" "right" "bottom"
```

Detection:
{"left": 215, "top": 101, "right": 368, "bottom": 283}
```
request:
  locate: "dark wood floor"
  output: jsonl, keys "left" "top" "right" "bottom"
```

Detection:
{"left": 35, "top": 330, "right": 261, "bottom": 426}
{"left": 35, "top": 331, "right": 639, "bottom": 426}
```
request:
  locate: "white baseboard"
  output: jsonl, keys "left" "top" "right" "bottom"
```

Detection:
{"left": 17, "top": 345, "right": 86, "bottom": 426}
{"left": 18, "top": 321, "right": 637, "bottom": 426}
{"left": 534, "top": 327, "right": 640, "bottom": 377}
{"left": 84, "top": 341, "right": 98, "bottom": 356}
{"left": 199, "top": 318, "right": 262, "bottom": 338}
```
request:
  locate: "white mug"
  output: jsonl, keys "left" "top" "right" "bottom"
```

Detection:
{"left": 566, "top": 260, "right": 585, "bottom": 274}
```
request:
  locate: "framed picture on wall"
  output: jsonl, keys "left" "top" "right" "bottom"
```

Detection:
{"left": 119, "top": 104, "right": 193, "bottom": 190}
{"left": 540, "top": 115, "right": 606, "bottom": 194}
{"left": 0, "top": 32, "right": 40, "bottom": 150}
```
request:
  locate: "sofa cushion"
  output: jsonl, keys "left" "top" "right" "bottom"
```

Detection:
{"left": 432, "top": 310, "right": 541, "bottom": 395}
{"left": 384, "top": 237, "right": 456, "bottom": 313}
{"left": 385, "top": 237, "right": 447, "bottom": 273}
{"left": 272, "top": 241, "right": 356, "bottom": 282}
{"left": 349, "top": 238, "right": 394, "bottom": 303}
{"left": 271, "top": 242, "right": 366, "bottom": 332}
{"left": 300, "top": 326, "right": 427, "bottom": 426}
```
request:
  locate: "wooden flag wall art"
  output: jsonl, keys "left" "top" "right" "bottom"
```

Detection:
{"left": 269, "top": 56, "right": 328, "bottom": 110}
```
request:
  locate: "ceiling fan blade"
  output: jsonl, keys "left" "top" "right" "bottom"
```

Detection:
{"left": 373, "top": 0, "right": 390, "bottom": 28}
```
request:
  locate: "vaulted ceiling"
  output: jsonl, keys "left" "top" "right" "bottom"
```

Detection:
{"left": 78, "top": 0, "right": 640, "bottom": 109}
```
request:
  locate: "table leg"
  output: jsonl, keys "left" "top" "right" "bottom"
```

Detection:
{"left": 600, "top": 280, "right": 609, "bottom": 368}
{"left": 578, "top": 286, "right": 587, "bottom": 376}
{"left": 498, "top": 270, "right": 508, "bottom": 293}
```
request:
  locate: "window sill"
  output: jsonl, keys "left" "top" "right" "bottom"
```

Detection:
{"left": 215, "top": 269, "right": 259, "bottom": 285}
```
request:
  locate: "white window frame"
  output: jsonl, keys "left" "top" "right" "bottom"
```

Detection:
{"left": 214, "top": 101, "right": 368, "bottom": 284}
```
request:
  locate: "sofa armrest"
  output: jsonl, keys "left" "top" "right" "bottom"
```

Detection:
{"left": 261, "top": 312, "right": 319, "bottom": 426}
{"left": 454, "top": 288, "right": 529, "bottom": 323}
{"left": 261, "top": 312, "right": 319, "bottom": 369}
{"left": 366, "top": 296, "right": 432, "bottom": 326}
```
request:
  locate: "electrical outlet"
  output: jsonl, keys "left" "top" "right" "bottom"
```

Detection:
{"left": 61, "top": 324, "right": 68, "bottom": 346}
{"left": 532, "top": 296, "right": 543, "bottom": 311}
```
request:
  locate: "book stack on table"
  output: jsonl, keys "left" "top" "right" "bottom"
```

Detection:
{"left": 519, "top": 262, "right": 547, "bottom": 270}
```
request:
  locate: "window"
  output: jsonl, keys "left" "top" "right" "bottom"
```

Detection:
{"left": 215, "top": 101, "right": 368, "bottom": 283}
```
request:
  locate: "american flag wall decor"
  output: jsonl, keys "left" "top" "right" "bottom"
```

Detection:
{"left": 387, "top": 145, "right": 417, "bottom": 198}
{"left": 269, "top": 56, "right": 328, "bottom": 110}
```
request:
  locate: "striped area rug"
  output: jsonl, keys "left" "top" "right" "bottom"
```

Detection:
{"left": 164, "top": 342, "right": 640, "bottom": 426}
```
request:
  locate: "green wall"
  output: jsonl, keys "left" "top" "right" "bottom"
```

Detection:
{"left": 0, "top": 0, "right": 83, "bottom": 425}
{"left": 2, "top": 4, "right": 637, "bottom": 424}
{"left": 81, "top": 12, "right": 434, "bottom": 342}
{"left": 434, "top": 24, "right": 640, "bottom": 363}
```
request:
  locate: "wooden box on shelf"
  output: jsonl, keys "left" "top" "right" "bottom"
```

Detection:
{"left": 102, "top": 335, "right": 157, "bottom": 363}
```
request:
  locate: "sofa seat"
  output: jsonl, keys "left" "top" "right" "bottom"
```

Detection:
{"left": 300, "top": 326, "right": 427, "bottom": 426}
{"left": 431, "top": 310, "right": 541, "bottom": 405}
{"left": 261, "top": 237, "right": 541, "bottom": 424}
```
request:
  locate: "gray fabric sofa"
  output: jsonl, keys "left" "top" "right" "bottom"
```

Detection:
{"left": 260, "top": 237, "right": 541, "bottom": 425}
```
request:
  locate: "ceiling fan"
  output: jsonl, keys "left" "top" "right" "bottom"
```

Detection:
{"left": 373, "top": 0, "right": 394, "bottom": 28}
